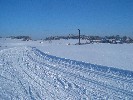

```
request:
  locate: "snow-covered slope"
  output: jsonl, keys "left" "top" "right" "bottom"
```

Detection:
{"left": 0, "top": 38, "right": 133, "bottom": 71}
{"left": 0, "top": 46, "right": 133, "bottom": 99}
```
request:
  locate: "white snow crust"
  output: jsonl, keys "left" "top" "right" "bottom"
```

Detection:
{"left": 0, "top": 38, "right": 133, "bottom": 99}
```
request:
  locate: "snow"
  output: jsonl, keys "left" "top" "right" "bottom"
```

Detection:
{"left": 37, "top": 42, "right": 133, "bottom": 71}
{"left": 0, "top": 38, "right": 133, "bottom": 99}
{"left": 0, "top": 38, "right": 133, "bottom": 71}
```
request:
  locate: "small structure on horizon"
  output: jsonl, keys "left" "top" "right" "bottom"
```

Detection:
{"left": 78, "top": 29, "right": 81, "bottom": 45}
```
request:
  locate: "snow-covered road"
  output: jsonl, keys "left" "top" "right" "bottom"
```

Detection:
{"left": 0, "top": 46, "right": 133, "bottom": 99}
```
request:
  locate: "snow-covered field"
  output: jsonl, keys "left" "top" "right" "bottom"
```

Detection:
{"left": 1, "top": 38, "right": 133, "bottom": 71}
{"left": 0, "top": 38, "right": 133, "bottom": 99}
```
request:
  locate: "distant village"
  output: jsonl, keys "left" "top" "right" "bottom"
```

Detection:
{"left": 1, "top": 35, "right": 133, "bottom": 44}
{"left": 45, "top": 35, "right": 133, "bottom": 44}
{"left": 4, "top": 36, "right": 32, "bottom": 41}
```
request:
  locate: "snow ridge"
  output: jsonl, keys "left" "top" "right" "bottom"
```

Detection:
{"left": 0, "top": 46, "right": 133, "bottom": 100}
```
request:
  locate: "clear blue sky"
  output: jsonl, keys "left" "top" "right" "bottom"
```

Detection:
{"left": 0, "top": 0, "right": 133, "bottom": 39}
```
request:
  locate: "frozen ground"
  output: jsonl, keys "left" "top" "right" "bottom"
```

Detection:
{"left": 37, "top": 41, "right": 133, "bottom": 71}
{"left": 0, "top": 38, "right": 133, "bottom": 99}
{"left": 1, "top": 38, "right": 133, "bottom": 71}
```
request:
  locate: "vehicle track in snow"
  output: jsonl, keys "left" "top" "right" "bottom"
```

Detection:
{"left": 29, "top": 47, "right": 133, "bottom": 99}
{"left": 0, "top": 46, "right": 133, "bottom": 100}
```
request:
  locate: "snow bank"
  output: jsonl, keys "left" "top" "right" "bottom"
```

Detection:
{"left": 1, "top": 38, "right": 133, "bottom": 71}
{"left": 0, "top": 46, "right": 133, "bottom": 99}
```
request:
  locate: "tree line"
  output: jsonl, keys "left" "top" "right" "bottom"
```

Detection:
{"left": 45, "top": 35, "right": 133, "bottom": 44}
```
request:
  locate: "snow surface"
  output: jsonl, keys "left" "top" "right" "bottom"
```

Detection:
{"left": 0, "top": 38, "right": 133, "bottom": 99}
{"left": 1, "top": 38, "right": 133, "bottom": 71}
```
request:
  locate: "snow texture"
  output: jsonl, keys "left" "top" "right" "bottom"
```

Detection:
{"left": 0, "top": 46, "right": 133, "bottom": 100}
{"left": 1, "top": 38, "right": 133, "bottom": 71}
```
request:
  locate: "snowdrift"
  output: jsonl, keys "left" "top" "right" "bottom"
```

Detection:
{"left": 0, "top": 46, "right": 133, "bottom": 99}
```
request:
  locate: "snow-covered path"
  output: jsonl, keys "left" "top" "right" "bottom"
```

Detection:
{"left": 0, "top": 46, "right": 133, "bottom": 100}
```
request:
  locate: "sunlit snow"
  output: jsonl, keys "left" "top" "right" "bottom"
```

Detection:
{"left": 0, "top": 38, "right": 133, "bottom": 99}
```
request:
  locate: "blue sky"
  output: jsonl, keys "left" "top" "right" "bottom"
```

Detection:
{"left": 0, "top": 0, "right": 133, "bottom": 39}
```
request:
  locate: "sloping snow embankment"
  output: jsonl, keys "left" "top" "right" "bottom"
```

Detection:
{"left": 1, "top": 38, "right": 133, "bottom": 71}
{"left": 0, "top": 46, "right": 133, "bottom": 99}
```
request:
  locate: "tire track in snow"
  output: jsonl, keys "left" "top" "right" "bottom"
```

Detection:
{"left": 0, "top": 47, "right": 59, "bottom": 100}
{"left": 29, "top": 47, "right": 133, "bottom": 99}
{"left": 0, "top": 46, "right": 133, "bottom": 100}
{"left": 28, "top": 53, "right": 133, "bottom": 98}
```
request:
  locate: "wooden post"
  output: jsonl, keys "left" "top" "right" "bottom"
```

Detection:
{"left": 78, "top": 29, "right": 80, "bottom": 45}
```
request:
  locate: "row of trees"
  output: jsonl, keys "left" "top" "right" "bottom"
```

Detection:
{"left": 8, "top": 36, "right": 32, "bottom": 41}
{"left": 1, "top": 35, "right": 133, "bottom": 43}
{"left": 45, "top": 35, "right": 133, "bottom": 44}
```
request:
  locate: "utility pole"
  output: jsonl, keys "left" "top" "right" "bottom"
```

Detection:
{"left": 78, "top": 29, "right": 81, "bottom": 45}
